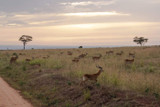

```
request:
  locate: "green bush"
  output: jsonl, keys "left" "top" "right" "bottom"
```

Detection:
{"left": 145, "top": 66, "right": 155, "bottom": 73}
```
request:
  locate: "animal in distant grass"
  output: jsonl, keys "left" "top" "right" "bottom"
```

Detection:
{"left": 125, "top": 58, "right": 134, "bottom": 65}
{"left": 67, "top": 51, "right": 72, "bottom": 55}
{"left": 129, "top": 52, "right": 135, "bottom": 58}
{"left": 43, "top": 55, "right": 49, "bottom": 59}
{"left": 19, "top": 53, "right": 25, "bottom": 55}
{"left": 80, "top": 66, "right": 104, "bottom": 85}
{"left": 106, "top": 51, "right": 114, "bottom": 55}
{"left": 78, "top": 53, "right": 88, "bottom": 58}
{"left": 116, "top": 51, "right": 124, "bottom": 56}
{"left": 25, "top": 58, "right": 31, "bottom": 62}
{"left": 10, "top": 54, "right": 18, "bottom": 64}
{"left": 92, "top": 54, "right": 102, "bottom": 61}
{"left": 72, "top": 57, "right": 80, "bottom": 63}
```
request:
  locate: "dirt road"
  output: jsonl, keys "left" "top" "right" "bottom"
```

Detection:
{"left": 0, "top": 77, "right": 33, "bottom": 107}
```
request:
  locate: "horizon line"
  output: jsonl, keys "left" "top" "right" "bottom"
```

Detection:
{"left": 0, "top": 44, "right": 159, "bottom": 50}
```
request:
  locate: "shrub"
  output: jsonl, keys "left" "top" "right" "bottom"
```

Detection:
{"left": 29, "top": 59, "right": 43, "bottom": 66}
{"left": 22, "top": 65, "right": 26, "bottom": 71}
{"left": 67, "top": 81, "right": 72, "bottom": 86}
{"left": 12, "top": 53, "right": 18, "bottom": 56}
{"left": 145, "top": 66, "right": 155, "bottom": 73}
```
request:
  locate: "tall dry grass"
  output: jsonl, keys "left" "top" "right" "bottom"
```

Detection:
{"left": 0, "top": 46, "right": 160, "bottom": 97}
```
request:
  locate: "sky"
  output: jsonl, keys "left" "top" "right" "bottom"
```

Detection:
{"left": 0, "top": 0, "right": 160, "bottom": 47}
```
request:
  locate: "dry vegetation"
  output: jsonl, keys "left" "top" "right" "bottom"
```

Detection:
{"left": 0, "top": 46, "right": 160, "bottom": 107}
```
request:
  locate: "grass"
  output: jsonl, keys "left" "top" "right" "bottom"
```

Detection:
{"left": 0, "top": 46, "right": 160, "bottom": 106}
{"left": 83, "top": 89, "right": 91, "bottom": 101}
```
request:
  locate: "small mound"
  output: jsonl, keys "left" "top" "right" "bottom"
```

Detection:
{"left": 28, "top": 72, "right": 160, "bottom": 107}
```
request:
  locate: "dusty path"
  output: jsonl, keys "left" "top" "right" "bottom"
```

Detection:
{"left": 0, "top": 77, "right": 33, "bottom": 107}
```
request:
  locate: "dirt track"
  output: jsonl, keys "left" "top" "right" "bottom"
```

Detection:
{"left": 0, "top": 77, "right": 33, "bottom": 107}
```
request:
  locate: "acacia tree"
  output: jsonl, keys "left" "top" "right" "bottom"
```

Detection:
{"left": 19, "top": 35, "right": 32, "bottom": 50}
{"left": 133, "top": 37, "right": 148, "bottom": 46}
{"left": 79, "top": 46, "right": 83, "bottom": 48}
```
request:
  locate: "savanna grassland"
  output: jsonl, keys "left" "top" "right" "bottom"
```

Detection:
{"left": 0, "top": 46, "right": 160, "bottom": 107}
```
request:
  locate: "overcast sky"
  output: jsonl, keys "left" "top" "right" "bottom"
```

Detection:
{"left": 0, "top": 0, "right": 160, "bottom": 47}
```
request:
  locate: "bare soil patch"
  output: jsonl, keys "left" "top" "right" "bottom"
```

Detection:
{"left": 0, "top": 77, "right": 33, "bottom": 107}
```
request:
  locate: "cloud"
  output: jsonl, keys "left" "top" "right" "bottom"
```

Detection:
{"left": 61, "top": 11, "right": 130, "bottom": 17}
{"left": 0, "top": 0, "right": 160, "bottom": 28}
{"left": 7, "top": 23, "right": 22, "bottom": 26}
{"left": 149, "top": 0, "right": 160, "bottom": 4}
{"left": 61, "top": 1, "right": 116, "bottom": 6}
{"left": 28, "top": 20, "right": 56, "bottom": 25}
{"left": 0, "top": 12, "right": 59, "bottom": 27}
{"left": 0, "top": 0, "right": 62, "bottom": 13}
{"left": 0, "top": 11, "right": 130, "bottom": 27}
{"left": 0, "top": 15, "right": 6, "bottom": 18}
{"left": 55, "top": 22, "right": 160, "bottom": 29}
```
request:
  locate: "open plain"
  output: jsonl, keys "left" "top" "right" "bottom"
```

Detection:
{"left": 0, "top": 46, "right": 160, "bottom": 107}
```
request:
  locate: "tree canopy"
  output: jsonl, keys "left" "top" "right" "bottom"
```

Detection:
{"left": 133, "top": 37, "right": 148, "bottom": 46}
{"left": 19, "top": 35, "right": 32, "bottom": 50}
{"left": 79, "top": 46, "right": 83, "bottom": 48}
